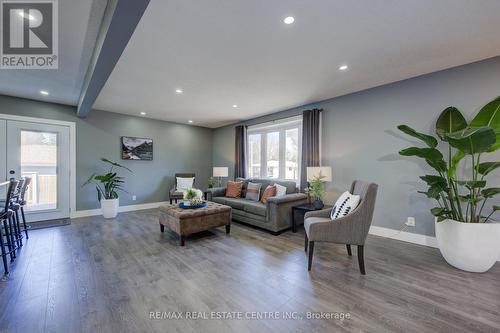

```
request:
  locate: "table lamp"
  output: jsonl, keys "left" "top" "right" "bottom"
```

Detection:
{"left": 213, "top": 167, "right": 229, "bottom": 187}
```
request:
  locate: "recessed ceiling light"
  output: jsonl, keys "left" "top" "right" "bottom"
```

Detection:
{"left": 175, "top": 89, "right": 183, "bottom": 94}
{"left": 140, "top": 112, "right": 146, "bottom": 116}
{"left": 40, "top": 90, "right": 49, "bottom": 95}
{"left": 339, "top": 65, "right": 349, "bottom": 71}
{"left": 283, "top": 16, "right": 295, "bottom": 24}
{"left": 188, "top": 120, "right": 193, "bottom": 123}
{"left": 232, "top": 104, "right": 238, "bottom": 108}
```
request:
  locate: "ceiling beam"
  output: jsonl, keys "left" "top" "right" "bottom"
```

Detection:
{"left": 77, "top": 0, "right": 150, "bottom": 117}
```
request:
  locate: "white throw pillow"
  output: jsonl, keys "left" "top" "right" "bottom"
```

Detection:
{"left": 330, "top": 191, "right": 361, "bottom": 220}
{"left": 176, "top": 177, "right": 194, "bottom": 192}
{"left": 274, "top": 183, "right": 287, "bottom": 196}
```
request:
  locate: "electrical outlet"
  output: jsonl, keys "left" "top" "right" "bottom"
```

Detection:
{"left": 132, "top": 195, "right": 137, "bottom": 201}
{"left": 406, "top": 217, "right": 416, "bottom": 227}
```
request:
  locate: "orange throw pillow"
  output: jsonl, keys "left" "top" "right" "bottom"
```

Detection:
{"left": 226, "top": 181, "right": 243, "bottom": 198}
{"left": 261, "top": 185, "right": 277, "bottom": 204}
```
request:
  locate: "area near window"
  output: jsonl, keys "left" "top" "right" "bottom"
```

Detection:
{"left": 247, "top": 116, "right": 302, "bottom": 182}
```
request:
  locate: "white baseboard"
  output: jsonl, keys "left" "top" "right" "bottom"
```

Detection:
{"left": 369, "top": 225, "right": 500, "bottom": 261}
{"left": 70, "top": 201, "right": 169, "bottom": 219}
{"left": 369, "top": 225, "right": 438, "bottom": 248}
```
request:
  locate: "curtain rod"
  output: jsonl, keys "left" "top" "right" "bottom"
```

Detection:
{"left": 244, "top": 108, "right": 323, "bottom": 129}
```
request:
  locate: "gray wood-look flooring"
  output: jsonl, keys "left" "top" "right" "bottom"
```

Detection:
{"left": 0, "top": 209, "right": 499, "bottom": 333}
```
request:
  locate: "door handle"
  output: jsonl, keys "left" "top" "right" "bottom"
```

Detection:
{"left": 9, "top": 170, "right": 15, "bottom": 175}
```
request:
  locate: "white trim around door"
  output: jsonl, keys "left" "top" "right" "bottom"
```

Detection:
{"left": 0, "top": 113, "right": 76, "bottom": 218}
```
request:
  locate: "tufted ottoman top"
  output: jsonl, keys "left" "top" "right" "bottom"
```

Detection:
{"left": 159, "top": 201, "right": 231, "bottom": 219}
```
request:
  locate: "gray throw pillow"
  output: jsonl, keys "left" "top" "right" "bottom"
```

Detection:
{"left": 245, "top": 182, "right": 262, "bottom": 201}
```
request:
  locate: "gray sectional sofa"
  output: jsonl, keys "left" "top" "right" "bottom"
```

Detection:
{"left": 207, "top": 178, "right": 308, "bottom": 234}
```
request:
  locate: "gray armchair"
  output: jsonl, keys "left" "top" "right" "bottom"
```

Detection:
{"left": 169, "top": 173, "right": 195, "bottom": 204}
{"left": 304, "top": 180, "right": 378, "bottom": 274}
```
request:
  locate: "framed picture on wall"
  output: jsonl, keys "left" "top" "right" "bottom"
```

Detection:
{"left": 121, "top": 136, "right": 153, "bottom": 160}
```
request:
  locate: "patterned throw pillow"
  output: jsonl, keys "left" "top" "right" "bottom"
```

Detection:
{"left": 330, "top": 191, "right": 361, "bottom": 220}
{"left": 274, "top": 183, "right": 287, "bottom": 196}
{"left": 261, "top": 185, "right": 277, "bottom": 204}
{"left": 226, "top": 181, "right": 243, "bottom": 198}
{"left": 176, "top": 177, "right": 194, "bottom": 192}
{"left": 245, "top": 182, "right": 262, "bottom": 201}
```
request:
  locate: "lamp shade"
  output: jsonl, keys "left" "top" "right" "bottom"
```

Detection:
{"left": 306, "top": 166, "right": 332, "bottom": 182}
{"left": 213, "top": 167, "right": 229, "bottom": 177}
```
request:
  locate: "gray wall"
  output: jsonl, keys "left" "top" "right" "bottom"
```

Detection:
{"left": 0, "top": 95, "right": 213, "bottom": 210}
{"left": 212, "top": 57, "right": 500, "bottom": 237}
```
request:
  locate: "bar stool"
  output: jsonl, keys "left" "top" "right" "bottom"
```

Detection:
{"left": 10, "top": 178, "right": 25, "bottom": 248}
{"left": 18, "top": 177, "right": 31, "bottom": 239}
{"left": 1, "top": 179, "right": 18, "bottom": 275}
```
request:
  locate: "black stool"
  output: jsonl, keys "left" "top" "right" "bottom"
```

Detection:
{"left": 1, "top": 179, "right": 19, "bottom": 275}
{"left": 18, "top": 177, "right": 31, "bottom": 239}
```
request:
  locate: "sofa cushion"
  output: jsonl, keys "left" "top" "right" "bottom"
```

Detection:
{"left": 274, "top": 183, "right": 287, "bottom": 196}
{"left": 226, "top": 181, "right": 243, "bottom": 198}
{"left": 273, "top": 180, "right": 297, "bottom": 194}
{"left": 261, "top": 185, "right": 276, "bottom": 204}
{"left": 222, "top": 198, "right": 247, "bottom": 210}
{"left": 236, "top": 178, "right": 250, "bottom": 197}
{"left": 245, "top": 182, "right": 262, "bottom": 201}
{"left": 243, "top": 201, "right": 267, "bottom": 217}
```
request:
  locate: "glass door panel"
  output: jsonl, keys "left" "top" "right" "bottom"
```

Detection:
{"left": 6, "top": 120, "right": 70, "bottom": 222}
{"left": 20, "top": 130, "right": 58, "bottom": 211}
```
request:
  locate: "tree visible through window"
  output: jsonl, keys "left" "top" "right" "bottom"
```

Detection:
{"left": 247, "top": 117, "right": 302, "bottom": 181}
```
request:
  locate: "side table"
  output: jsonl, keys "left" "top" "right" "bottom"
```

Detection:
{"left": 291, "top": 204, "right": 332, "bottom": 233}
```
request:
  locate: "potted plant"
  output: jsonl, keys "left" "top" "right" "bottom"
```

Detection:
{"left": 306, "top": 175, "right": 327, "bottom": 209}
{"left": 207, "top": 177, "right": 217, "bottom": 189}
{"left": 83, "top": 158, "right": 132, "bottom": 218}
{"left": 397, "top": 97, "right": 500, "bottom": 272}
{"left": 183, "top": 188, "right": 203, "bottom": 207}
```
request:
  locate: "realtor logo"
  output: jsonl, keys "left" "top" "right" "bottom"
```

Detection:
{"left": 1, "top": 0, "right": 58, "bottom": 69}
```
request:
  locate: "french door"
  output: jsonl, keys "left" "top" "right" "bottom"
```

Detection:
{"left": 1, "top": 119, "right": 70, "bottom": 222}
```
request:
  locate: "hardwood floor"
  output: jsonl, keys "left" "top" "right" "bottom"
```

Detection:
{"left": 0, "top": 209, "right": 499, "bottom": 333}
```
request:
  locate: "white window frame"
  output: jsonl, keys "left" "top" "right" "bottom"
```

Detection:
{"left": 247, "top": 116, "right": 302, "bottom": 181}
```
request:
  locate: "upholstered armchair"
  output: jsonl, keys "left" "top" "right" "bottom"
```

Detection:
{"left": 304, "top": 180, "right": 378, "bottom": 274}
{"left": 169, "top": 173, "right": 195, "bottom": 204}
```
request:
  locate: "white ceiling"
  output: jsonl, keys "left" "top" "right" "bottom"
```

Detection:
{"left": 0, "top": 0, "right": 106, "bottom": 105}
{"left": 94, "top": 0, "right": 500, "bottom": 128}
{"left": 2, "top": 1, "right": 500, "bottom": 128}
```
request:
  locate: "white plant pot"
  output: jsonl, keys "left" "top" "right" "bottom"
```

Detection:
{"left": 101, "top": 198, "right": 119, "bottom": 219}
{"left": 435, "top": 218, "right": 500, "bottom": 273}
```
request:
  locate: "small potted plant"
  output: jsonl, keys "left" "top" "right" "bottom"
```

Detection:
{"left": 207, "top": 177, "right": 217, "bottom": 189}
{"left": 83, "top": 158, "right": 132, "bottom": 218}
{"left": 183, "top": 188, "right": 197, "bottom": 206}
{"left": 306, "top": 175, "right": 327, "bottom": 209}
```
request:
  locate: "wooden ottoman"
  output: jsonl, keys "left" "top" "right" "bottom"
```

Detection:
{"left": 159, "top": 202, "right": 231, "bottom": 246}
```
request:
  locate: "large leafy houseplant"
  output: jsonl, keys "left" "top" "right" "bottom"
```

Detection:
{"left": 83, "top": 158, "right": 132, "bottom": 201}
{"left": 398, "top": 98, "right": 500, "bottom": 273}
{"left": 398, "top": 97, "right": 500, "bottom": 224}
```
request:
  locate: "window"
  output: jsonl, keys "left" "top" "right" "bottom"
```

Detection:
{"left": 248, "top": 134, "right": 261, "bottom": 178}
{"left": 247, "top": 116, "right": 302, "bottom": 182}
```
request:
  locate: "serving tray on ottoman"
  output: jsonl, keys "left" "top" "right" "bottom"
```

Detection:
{"left": 159, "top": 201, "right": 231, "bottom": 246}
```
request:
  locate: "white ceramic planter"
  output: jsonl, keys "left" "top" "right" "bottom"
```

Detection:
{"left": 435, "top": 219, "right": 500, "bottom": 273}
{"left": 101, "top": 198, "right": 119, "bottom": 219}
